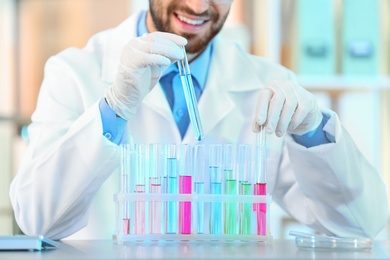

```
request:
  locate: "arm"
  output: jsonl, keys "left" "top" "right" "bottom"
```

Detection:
{"left": 252, "top": 74, "right": 388, "bottom": 238}
{"left": 10, "top": 32, "right": 188, "bottom": 240}
{"left": 10, "top": 56, "right": 120, "bottom": 240}
{"left": 276, "top": 108, "right": 388, "bottom": 238}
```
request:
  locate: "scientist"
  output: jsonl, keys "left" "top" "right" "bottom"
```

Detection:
{"left": 10, "top": 0, "right": 388, "bottom": 240}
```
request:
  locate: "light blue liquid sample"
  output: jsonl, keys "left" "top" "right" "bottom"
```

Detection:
{"left": 179, "top": 74, "right": 204, "bottom": 141}
{"left": 166, "top": 158, "right": 178, "bottom": 234}
{"left": 210, "top": 182, "right": 222, "bottom": 234}
{"left": 195, "top": 182, "right": 205, "bottom": 234}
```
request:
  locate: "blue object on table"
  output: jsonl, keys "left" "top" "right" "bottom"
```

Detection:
{"left": 0, "top": 235, "right": 58, "bottom": 251}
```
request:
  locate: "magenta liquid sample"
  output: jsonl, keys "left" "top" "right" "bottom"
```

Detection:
{"left": 254, "top": 183, "right": 266, "bottom": 236}
{"left": 179, "top": 176, "right": 192, "bottom": 234}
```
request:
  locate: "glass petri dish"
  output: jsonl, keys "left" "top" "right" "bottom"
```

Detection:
{"left": 289, "top": 230, "right": 372, "bottom": 251}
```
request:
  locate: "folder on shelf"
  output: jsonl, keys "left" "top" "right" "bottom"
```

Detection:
{"left": 0, "top": 235, "right": 58, "bottom": 251}
{"left": 342, "top": 0, "right": 380, "bottom": 75}
{"left": 296, "top": 0, "right": 336, "bottom": 75}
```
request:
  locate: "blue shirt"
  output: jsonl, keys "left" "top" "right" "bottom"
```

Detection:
{"left": 99, "top": 11, "right": 330, "bottom": 147}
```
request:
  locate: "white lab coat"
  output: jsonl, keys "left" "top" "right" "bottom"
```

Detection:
{"left": 10, "top": 11, "right": 388, "bottom": 240}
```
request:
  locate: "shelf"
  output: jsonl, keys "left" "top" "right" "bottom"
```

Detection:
{"left": 297, "top": 75, "right": 390, "bottom": 91}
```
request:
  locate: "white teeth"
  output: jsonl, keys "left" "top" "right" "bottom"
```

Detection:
{"left": 177, "top": 15, "right": 205, "bottom": 25}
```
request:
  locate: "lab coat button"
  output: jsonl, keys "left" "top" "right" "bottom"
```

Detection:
{"left": 104, "top": 132, "right": 112, "bottom": 140}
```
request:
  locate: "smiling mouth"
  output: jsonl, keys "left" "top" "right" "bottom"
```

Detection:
{"left": 176, "top": 14, "right": 207, "bottom": 26}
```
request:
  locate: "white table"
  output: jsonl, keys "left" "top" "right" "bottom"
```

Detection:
{"left": 1, "top": 239, "right": 389, "bottom": 259}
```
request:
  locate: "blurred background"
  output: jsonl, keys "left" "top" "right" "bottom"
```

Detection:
{"left": 0, "top": 0, "right": 389, "bottom": 239}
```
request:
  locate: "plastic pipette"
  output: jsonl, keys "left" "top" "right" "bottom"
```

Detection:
{"left": 177, "top": 47, "right": 204, "bottom": 141}
{"left": 254, "top": 125, "right": 267, "bottom": 236}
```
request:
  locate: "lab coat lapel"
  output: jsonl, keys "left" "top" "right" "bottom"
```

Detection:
{"left": 143, "top": 83, "right": 174, "bottom": 123}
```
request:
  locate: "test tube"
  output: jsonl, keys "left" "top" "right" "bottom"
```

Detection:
{"left": 134, "top": 144, "right": 147, "bottom": 235}
{"left": 165, "top": 144, "right": 178, "bottom": 234}
{"left": 223, "top": 144, "right": 237, "bottom": 234}
{"left": 209, "top": 144, "right": 222, "bottom": 234}
{"left": 177, "top": 46, "right": 204, "bottom": 141}
{"left": 238, "top": 144, "right": 252, "bottom": 235}
{"left": 149, "top": 144, "right": 162, "bottom": 234}
{"left": 254, "top": 126, "right": 267, "bottom": 236}
{"left": 120, "top": 144, "right": 132, "bottom": 235}
{"left": 194, "top": 144, "right": 206, "bottom": 234}
{"left": 179, "top": 144, "right": 193, "bottom": 234}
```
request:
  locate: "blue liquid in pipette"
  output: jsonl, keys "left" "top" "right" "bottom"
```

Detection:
{"left": 210, "top": 182, "right": 222, "bottom": 234}
{"left": 195, "top": 182, "right": 205, "bottom": 234}
{"left": 180, "top": 74, "right": 204, "bottom": 141}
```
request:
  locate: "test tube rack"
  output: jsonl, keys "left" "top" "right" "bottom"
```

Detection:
{"left": 113, "top": 143, "right": 272, "bottom": 244}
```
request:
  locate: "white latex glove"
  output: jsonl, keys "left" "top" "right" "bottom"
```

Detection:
{"left": 252, "top": 80, "right": 323, "bottom": 137}
{"left": 105, "top": 32, "right": 187, "bottom": 120}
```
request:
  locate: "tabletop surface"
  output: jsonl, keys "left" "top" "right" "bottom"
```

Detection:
{"left": 1, "top": 239, "right": 390, "bottom": 259}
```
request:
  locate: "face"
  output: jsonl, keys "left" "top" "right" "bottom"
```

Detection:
{"left": 147, "top": 0, "right": 231, "bottom": 55}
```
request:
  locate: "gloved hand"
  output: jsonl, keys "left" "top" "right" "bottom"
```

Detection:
{"left": 252, "top": 80, "right": 323, "bottom": 137}
{"left": 105, "top": 32, "right": 187, "bottom": 120}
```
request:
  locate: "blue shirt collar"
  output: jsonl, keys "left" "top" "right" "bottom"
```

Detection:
{"left": 136, "top": 10, "right": 211, "bottom": 91}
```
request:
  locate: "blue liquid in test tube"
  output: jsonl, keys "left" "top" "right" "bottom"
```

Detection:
{"left": 210, "top": 166, "right": 222, "bottom": 234}
{"left": 177, "top": 47, "right": 204, "bottom": 141}
{"left": 194, "top": 182, "right": 205, "bottom": 234}
{"left": 209, "top": 145, "right": 222, "bottom": 234}
{"left": 194, "top": 144, "right": 206, "bottom": 234}
{"left": 166, "top": 157, "right": 178, "bottom": 234}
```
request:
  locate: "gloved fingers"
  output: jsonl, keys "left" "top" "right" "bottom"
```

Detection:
{"left": 140, "top": 32, "right": 187, "bottom": 60}
{"left": 287, "top": 103, "right": 308, "bottom": 133}
{"left": 139, "top": 52, "right": 173, "bottom": 67}
{"left": 144, "top": 31, "right": 188, "bottom": 47}
{"left": 275, "top": 99, "right": 298, "bottom": 137}
{"left": 252, "top": 120, "right": 261, "bottom": 133}
{"left": 272, "top": 81, "right": 299, "bottom": 136}
{"left": 121, "top": 43, "right": 179, "bottom": 68}
{"left": 121, "top": 32, "right": 187, "bottom": 68}
{"left": 253, "top": 88, "right": 273, "bottom": 129}
{"left": 288, "top": 98, "right": 323, "bottom": 135}
{"left": 265, "top": 86, "right": 287, "bottom": 134}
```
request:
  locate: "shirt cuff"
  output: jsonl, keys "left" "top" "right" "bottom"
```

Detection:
{"left": 292, "top": 113, "right": 332, "bottom": 148}
{"left": 99, "top": 98, "right": 127, "bottom": 144}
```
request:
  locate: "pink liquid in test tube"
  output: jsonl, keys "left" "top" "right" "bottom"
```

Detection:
{"left": 179, "top": 175, "right": 192, "bottom": 234}
{"left": 134, "top": 184, "right": 146, "bottom": 235}
{"left": 150, "top": 181, "right": 162, "bottom": 234}
{"left": 123, "top": 218, "right": 130, "bottom": 235}
{"left": 254, "top": 183, "right": 266, "bottom": 236}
